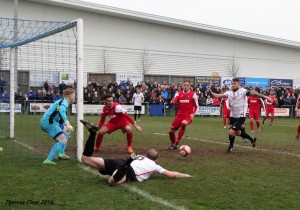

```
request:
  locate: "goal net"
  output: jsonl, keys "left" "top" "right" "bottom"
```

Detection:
{"left": 0, "top": 17, "right": 84, "bottom": 165}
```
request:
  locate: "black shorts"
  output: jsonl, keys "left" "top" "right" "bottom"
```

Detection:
{"left": 230, "top": 117, "right": 246, "bottom": 131}
{"left": 99, "top": 159, "right": 137, "bottom": 182}
{"left": 134, "top": 106, "right": 142, "bottom": 111}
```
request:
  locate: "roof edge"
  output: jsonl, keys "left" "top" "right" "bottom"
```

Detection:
{"left": 28, "top": 0, "right": 300, "bottom": 49}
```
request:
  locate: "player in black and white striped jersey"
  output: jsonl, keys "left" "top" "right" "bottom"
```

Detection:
{"left": 209, "top": 77, "right": 273, "bottom": 153}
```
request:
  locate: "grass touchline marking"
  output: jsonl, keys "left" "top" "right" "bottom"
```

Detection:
{"left": 79, "top": 164, "right": 186, "bottom": 210}
{"left": 153, "top": 133, "right": 300, "bottom": 158}
{"left": 12, "top": 139, "right": 187, "bottom": 210}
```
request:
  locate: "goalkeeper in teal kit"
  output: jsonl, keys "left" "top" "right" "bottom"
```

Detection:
{"left": 40, "top": 88, "right": 76, "bottom": 165}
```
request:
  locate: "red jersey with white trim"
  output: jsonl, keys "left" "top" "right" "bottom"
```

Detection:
{"left": 130, "top": 155, "right": 165, "bottom": 182}
{"left": 98, "top": 102, "right": 134, "bottom": 127}
{"left": 248, "top": 96, "right": 265, "bottom": 112}
{"left": 172, "top": 90, "right": 199, "bottom": 117}
{"left": 265, "top": 95, "right": 276, "bottom": 107}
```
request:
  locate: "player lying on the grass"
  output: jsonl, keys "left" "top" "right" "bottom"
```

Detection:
{"left": 295, "top": 95, "right": 300, "bottom": 140}
{"left": 40, "top": 88, "right": 76, "bottom": 164}
{"left": 80, "top": 119, "right": 192, "bottom": 186}
{"left": 209, "top": 77, "right": 273, "bottom": 153}
{"left": 94, "top": 94, "right": 142, "bottom": 153}
{"left": 168, "top": 80, "right": 199, "bottom": 150}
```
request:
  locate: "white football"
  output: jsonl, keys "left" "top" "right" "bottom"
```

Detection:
{"left": 179, "top": 145, "right": 191, "bottom": 157}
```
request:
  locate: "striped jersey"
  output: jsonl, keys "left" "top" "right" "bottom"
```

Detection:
{"left": 224, "top": 88, "right": 249, "bottom": 118}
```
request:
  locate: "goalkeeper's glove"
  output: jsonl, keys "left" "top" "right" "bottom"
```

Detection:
{"left": 64, "top": 120, "right": 74, "bottom": 132}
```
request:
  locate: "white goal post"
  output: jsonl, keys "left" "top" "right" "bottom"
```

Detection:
{"left": 1, "top": 18, "right": 84, "bottom": 162}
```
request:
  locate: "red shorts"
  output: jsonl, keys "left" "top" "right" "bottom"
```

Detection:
{"left": 223, "top": 109, "right": 230, "bottom": 118}
{"left": 266, "top": 106, "right": 274, "bottom": 116}
{"left": 104, "top": 119, "right": 131, "bottom": 133}
{"left": 171, "top": 115, "right": 192, "bottom": 130}
{"left": 249, "top": 109, "right": 260, "bottom": 120}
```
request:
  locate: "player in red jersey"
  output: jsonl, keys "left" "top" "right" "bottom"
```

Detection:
{"left": 248, "top": 95, "right": 265, "bottom": 132}
{"left": 94, "top": 94, "right": 142, "bottom": 153}
{"left": 220, "top": 97, "right": 230, "bottom": 128}
{"left": 295, "top": 95, "right": 300, "bottom": 139}
{"left": 168, "top": 80, "right": 199, "bottom": 150}
{"left": 262, "top": 90, "right": 277, "bottom": 126}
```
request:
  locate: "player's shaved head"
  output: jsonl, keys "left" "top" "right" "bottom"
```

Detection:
{"left": 146, "top": 149, "right": 159, "bottom": 161}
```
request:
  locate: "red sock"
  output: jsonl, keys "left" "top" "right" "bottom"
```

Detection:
{"left": 126, "top": 132, "right": 133, "bottom": 147}
{"left": 271, "top": 117, "right": 274, "bottom": 124}
{"left": 250, "top": 121, "right": 254, "bottom": 131}
{"left": 177, "top": 123, "right": 187, "bottom": 144}
{"left": 169, "top": 132, "right": 176, "bottom": 144}
{"left": 297, "top": 125, "right": 300, "bottom": 137}
{"left": 223, "top": 118, "right": 226, "bottom": 126}
{"left": 177, "top": 129, "right": 185, "bottom": 144}
{"left": 95, "top": 134, "right": 103, "bottom": 148}
{"left": 263, "top": 116, "right": 267, "bottom": 122}
{"left": 256, "top": 121, "right": 260, "bottom": 129}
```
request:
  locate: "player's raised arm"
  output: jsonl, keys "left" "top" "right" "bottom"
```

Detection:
{"left": 250, "top": 91, "right": 273, "bottom": 103}
{"left": 208, "top": 88, "right": 227, "bottom": 99}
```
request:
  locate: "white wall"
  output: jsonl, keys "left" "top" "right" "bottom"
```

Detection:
{"left": 1, "top": 0, "right": 300, "bottom": 80}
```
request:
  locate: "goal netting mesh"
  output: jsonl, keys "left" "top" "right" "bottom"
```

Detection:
{"left": 0, "top": 17, "right": 84, "bottom": 165}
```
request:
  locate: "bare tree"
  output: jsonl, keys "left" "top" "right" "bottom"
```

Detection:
{"left": 99, "top": 49, "right": 112, "bottom": 73}
{"left": 227, "top": 59, "right": 241, "bottom": 77}
{"left": 136, "top": 49, "right": 153, "bottom": 76}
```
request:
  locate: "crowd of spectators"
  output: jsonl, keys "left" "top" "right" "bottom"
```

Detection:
{"left": 81, "top": 78, "right": 300, "bottom": 108}
{"left": 1, "top": 77, "right": 300, "bottom": 108}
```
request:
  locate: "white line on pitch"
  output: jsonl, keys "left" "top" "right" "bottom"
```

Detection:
{"left": 79, "top": 164, "right": 186, "bottom": 210}
{"left": 153, "top": 133, "right": 300, "bottom": 158}
{"left": 12, "top": 139, "right": 186, "bottom": 210}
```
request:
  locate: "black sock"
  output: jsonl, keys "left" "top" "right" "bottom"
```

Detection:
{"left": 229, "top": 135, "right": 235, "bottom": 147}
{"left": 134, "top": 113, "right": 137, "bottom": 121}
{"left": 138, "top": 113, "right": 141, "bottom": 119}
{"left": 83, "top": 131, "right": 97, "bottom": 157}
{"left": 240, "top": 129, "right": 253, "bottom": 141}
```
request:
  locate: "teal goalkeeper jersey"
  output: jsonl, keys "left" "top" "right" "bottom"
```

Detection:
{"left": 41, "top": 98, "right": 69, "bottom": 124}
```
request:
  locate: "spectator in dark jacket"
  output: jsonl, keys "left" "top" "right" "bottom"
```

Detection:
{"left": 58, "top": 81, "right": 67, "bottom": 95}
{"left": 0, "top": 89, "right": 9, "bottom": 102}
{"left": 28, "top": 89, "right": 36, "bottom": 100}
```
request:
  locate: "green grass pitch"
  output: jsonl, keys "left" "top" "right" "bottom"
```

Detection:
{"left": 0, "top": 115, "right": 300, "bottom": 210}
